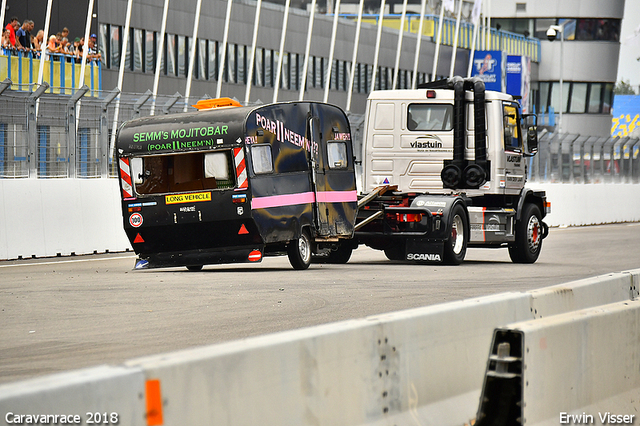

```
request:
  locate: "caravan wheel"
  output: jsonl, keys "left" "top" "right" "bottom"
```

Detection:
{"left": 288, "top": 229, "right": 312, "bottom": 270}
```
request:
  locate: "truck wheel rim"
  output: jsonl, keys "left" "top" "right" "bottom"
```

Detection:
{"left": 299, "top": 234, "right": 311, "bottom": 263}
{"left": 452, "top": 214, "right": 464, "bottom": 254}
{"left": 527, "top": 216, "right": 541, "bottom": 252}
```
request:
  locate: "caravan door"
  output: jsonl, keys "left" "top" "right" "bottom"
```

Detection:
{"left": 309, "top": 104, "right": 358, "bottom": 238}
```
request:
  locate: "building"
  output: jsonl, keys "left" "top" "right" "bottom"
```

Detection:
{"left": 492, "top": 0, "right": 624, "bottom": 137}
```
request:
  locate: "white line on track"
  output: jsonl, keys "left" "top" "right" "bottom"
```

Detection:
{"left": 0, "top": 255, "right": 136, "bottom": 268}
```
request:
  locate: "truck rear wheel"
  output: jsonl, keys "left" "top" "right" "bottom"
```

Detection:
{"left": 443, "top": 204, "right": 468, "bottom": 265}
{"left": 509, "top": 203, "right": 543, "bottom": 264}
{"left": 288, "top": 229, "right": 312, "bottom": 270}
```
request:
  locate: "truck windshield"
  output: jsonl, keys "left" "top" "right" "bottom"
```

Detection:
{"left": 407, "top": 104, "right": 453, "bottom": 131}
{"left": 131, "top": 150, "right": 236, "bottom": 195}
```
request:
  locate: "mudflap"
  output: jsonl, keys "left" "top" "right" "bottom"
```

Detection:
{"left": 405, "top": 239, "right": 445, "bottom": 264}
{"left": 134, "top": 246, "right": 264, "bottom": 269}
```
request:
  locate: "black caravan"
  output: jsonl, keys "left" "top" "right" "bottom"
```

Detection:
{"left": 116, "top": 99, "right": 358, "bottom": 270}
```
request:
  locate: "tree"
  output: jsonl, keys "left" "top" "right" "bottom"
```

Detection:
{"left": 614, "top": 80, "right": 637, "bottom": 95}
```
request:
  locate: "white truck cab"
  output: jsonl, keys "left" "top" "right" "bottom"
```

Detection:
{"left": 362, "top": 86, "right": 533, "bottom": 197}
{"left": 354, "top": 77, "right": 548, "bottom": 264}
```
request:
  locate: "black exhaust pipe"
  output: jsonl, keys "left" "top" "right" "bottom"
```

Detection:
{"left": 423, "top": 77, "right": 490, "bottom": 190}
{"left": 462, "top": 77, "right": 489, "bottom": 189}
{"left": 440, "top": 76, "right": 466, "bottom": 189}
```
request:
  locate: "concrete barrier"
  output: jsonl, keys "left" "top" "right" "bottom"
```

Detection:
{"left": 0, "top": 366, "right": 145, "bottom": 426}
{"left": 0, "top": 179, "right": 131, "bottom": 260}
{"left": 1, "top": 269, "right": 639, "bottom": 426}
{"left": 476, "top": 300, "right": 640, "bottom": 426}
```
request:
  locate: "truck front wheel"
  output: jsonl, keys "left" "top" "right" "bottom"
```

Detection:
{"left": 509, "top": 203, "right": 543, "bottom": 264}
{"left": 443, "top": 204, "right": 468, "bottom": 265}
{"left": 288, "top": 229, "right": 313, "bottom": 270}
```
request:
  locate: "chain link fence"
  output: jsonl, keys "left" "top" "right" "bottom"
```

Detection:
{"left": 0, "top": 86, "right": 638, "bottom": 183}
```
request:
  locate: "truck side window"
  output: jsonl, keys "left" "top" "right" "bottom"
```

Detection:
{"left": 503, "top": 104, "right": 522, "bottom": 152}
{"left": 407, "top": 104, "right": 453, "bottom": 131}
{"left": 327, "top": 141, "right": 348, "bottom": 169}
{"left": 251, "top": 144, "right": 274, "bottom": 174}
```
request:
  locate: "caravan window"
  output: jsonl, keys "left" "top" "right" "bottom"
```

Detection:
{"left": 407, "top": 104, "right": 453, "bottom": 131}
{"left": 132, "top": 150, "right": 236, "bottom": 195}
{"left": 130, "top": 157, "right": 144, "bottom": 184}
{"left": 251, "top": 144, "right": 274, "bottom": 174}
{"left": 327, "top": 141, "right": 348, "bottom": 169}
{"left": 204, "top": 152, "right": 233, "bottom": 188}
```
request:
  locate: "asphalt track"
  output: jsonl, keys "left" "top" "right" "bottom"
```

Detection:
{"left": 1, "top": 223, "right": 639, "bottom": 384}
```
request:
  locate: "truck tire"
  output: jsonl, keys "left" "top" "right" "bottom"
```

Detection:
{"left": 288, "top": 229, "right": 312, "bottom": 270}
{"left": 443, "top": 204, "right": 468, "bottom": 265}
{"left": 509, "top": 203, "right": 543, "bottom": 264}
{"left": 325, "top": 243, "right": 353, "bottom": 264}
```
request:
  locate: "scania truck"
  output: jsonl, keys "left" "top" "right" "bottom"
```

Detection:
{"left": 349, "top": 76, "right": 550, "bottom": 264}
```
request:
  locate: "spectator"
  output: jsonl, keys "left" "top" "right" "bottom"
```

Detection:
{"left": 16, "top": 20, "right": 34, "bottom": 51}
{"left": 1, "top": 28, "right": 11, "bottom": 49}
{"left": 61, "top": 27, "right": 69, "bottom": 40}
{"left": 5, "top": 17, "right": 19, "bottom": 47}
{"left": 72, "top": 37, "right": 81, "bottom": 59}
{"left": 60, "top": 37, "right": 72, "bottom": 54}
{"left": 87, "top": 35, "right": 101, "bottom": 61}
{"left": 47, "top": 34, "right": 62, "bottom": 54}
{"left": 32, "top": 30, "right": 44, "bottom": 51}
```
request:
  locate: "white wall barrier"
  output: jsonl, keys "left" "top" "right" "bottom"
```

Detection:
{"left": 1, "top": 269, "right": 638, "bottom": 426}
{"left": 0, "top": 179, "right": 131, "bottom": 260}
{"left": 528, "top": 183, "right": 640, "bottom": 227}
{"left": 1, "top": 180, "right": 639, "bottom": 261}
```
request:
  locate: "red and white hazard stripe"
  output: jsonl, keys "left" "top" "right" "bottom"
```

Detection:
{"left": 119, "top": 157, "right": 133, "bottom": 198}
{"left": 234, "top": 147, "right": 248, "bottom": 189}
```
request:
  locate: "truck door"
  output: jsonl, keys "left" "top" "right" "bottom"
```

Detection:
{"left": 503, "top": 102, "right": 525, "bottom": 189}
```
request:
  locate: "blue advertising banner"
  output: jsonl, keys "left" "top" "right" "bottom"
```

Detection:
{"left": 506, "top": 55, "right": 532, "bottom": 113}
{"left": 471, "top": 50, "right": 506, "bottom": 92}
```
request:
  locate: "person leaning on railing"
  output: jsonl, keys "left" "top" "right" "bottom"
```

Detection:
{"left": 47, "top": 34, "right": 63, "bottom": 56}
{"left": 1, "top": 28, "right": 11, "bottom": 49}
{"left": 31, "top": 30, "right": 44, "bottom": 54}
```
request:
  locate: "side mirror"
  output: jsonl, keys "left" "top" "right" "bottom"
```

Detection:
{"left": 522, "top": 113, "right": 538, "bottom": 156}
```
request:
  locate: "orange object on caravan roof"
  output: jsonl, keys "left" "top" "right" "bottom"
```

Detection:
{"left": 192, "top": 97, "right": 242, "bottom": 110}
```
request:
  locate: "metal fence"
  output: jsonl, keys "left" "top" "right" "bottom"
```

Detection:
{"left": 0, "top": 83, "right": 190, "bottom": 179}
{"left": 1, "top": 84, "right": 638, "bottom": 184}
{"left": 529, "top": 132, "right": 640, "bottom": 184}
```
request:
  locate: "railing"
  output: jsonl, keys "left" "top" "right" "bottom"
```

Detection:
{"left": 529, "top": 132, "right": 640, "bottom": 184}
{"left": 0, "top": 84, "right": 185, "bottom": 179}
{"left": 0, "top": 49, "right": 101, "bottom": 94}
{"left": 340, "top": 13, "right": 541, "bottom": 63}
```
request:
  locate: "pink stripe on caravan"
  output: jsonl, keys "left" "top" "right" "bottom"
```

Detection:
{"left": 316, "top": 190, "right": 358, "bottom": 203}
{"left": 251, "top": 192, "right": 316, "bottom": 209}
